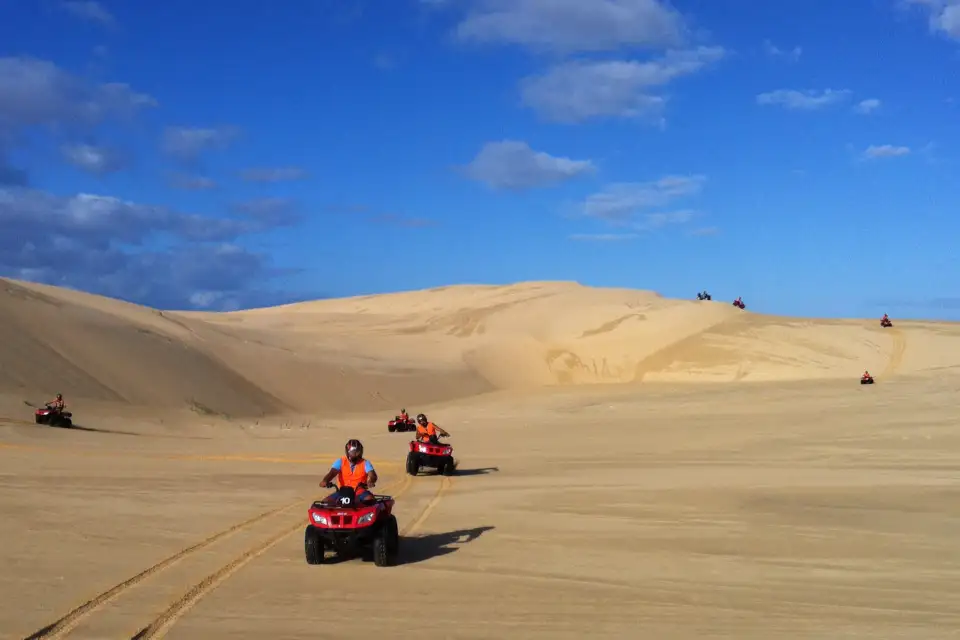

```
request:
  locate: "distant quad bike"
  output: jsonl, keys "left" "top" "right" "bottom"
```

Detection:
{"left": 732, "top": 298, "right": 746, "bottom": 309}
{"left": 880, "top": 318, "right": 893, "bottom": 328}
{"left": 304, "top": 483, "right": 399, "bottom": 567}
{"left": 861, "top": 374, "right": 875, "bottom": 385}
{"left": 406, "top": 439, "right": 456, "bottom": 476}
{"left": 388, "top": 416, "right": 416, "bottom": 433}
{"left": 35, "top": 406, "right": 73, "bottom": 428}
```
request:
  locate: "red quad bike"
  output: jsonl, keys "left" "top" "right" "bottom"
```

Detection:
{"left": 406, "top": 439, "right": 456, "bottom": 476}
{"left": 861, "top": 374, "right": 875, "bottom": 385}
{"left": 35, "top": 405, "right": 73, "bottom": 428}
{"left": 388, "top": 416, "right": 416, "bottom": 433}
{"left": 304, "top": 483, "right": 399, "bottom": 567}
{"left": 880, "top": 317, "right": 893, "bottom": 328}
{"left": 732, "top": 299, "right": 746, "bottom": 310}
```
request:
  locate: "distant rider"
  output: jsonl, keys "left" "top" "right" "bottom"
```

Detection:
{"left": 398, "top": 408, "right": 410, "bottom": 423}
{"left": 415, "top": 413, "right": 450, "bottom": 445}
{"left": 47, "top": 393, "right": 65, "bottom": 413}
{"left": 320, "top": 439, "right": 378, "bottom": 505}
{"left": 862, "top": 370, "right": 872, "bottom": 380}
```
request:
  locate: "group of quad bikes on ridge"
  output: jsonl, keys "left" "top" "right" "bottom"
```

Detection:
{"left": 304, "top": 412, "right": 454, "bottom": 568}
{"left": 696, "top": 290, "right": 746, "bottom": 309}
{"left": 697, "top": 291, "right": 895, "bottom": 385}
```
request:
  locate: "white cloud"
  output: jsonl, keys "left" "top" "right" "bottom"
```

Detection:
{"left": 863, "top": 144, "right": 911, "bottom": 158}
{"left": 763, "top": 40, "right": 802, "bottom": 61}
{"left": 581, "top": 175, "right": 705, "bottom": 222}
{"left": 756, "top": 89, "right": 852, "bottom": 110}
{"left": 855, "top": 98, "right": 881, "bottom": 114}
{"left": 905, "top": 0, "right": 960, "bottom": 39}
{"left": 0, "top": 187, "right": 301, "bottom": 309}
{"left": 463, "top": 140, "right": 596, "bottom": 189}
{"left": 60, "top": 144, "right": 126, "bottom": 175}
{"left": 0, "top": 56, "right": 155, "bottom": 137}
{"left": 522, "top": 46, "right": 725, "bottom": 123}
{"left": 454, "top": 0, "right": 686, "bottom": 52}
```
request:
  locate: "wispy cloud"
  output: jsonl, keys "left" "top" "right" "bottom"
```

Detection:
{"left": 582, "top": 175, "right": 705, "bottom": 222}
{"left": 756, "top": 89, "right": 852, "bottom": 110}
{"left": 239, "top": 167, "right": 308, "bottom": 183}
{"left": 61, "top": 1, "right": 116, "bottom": 28}
{"left": 569, "top": 233, "right": 639, "bottom": 241}
{"left": 863, "top": 144, "right": 911, "bottom": 159}
{"left": 763, "top": 39, "right": 801, "bottom": 61}
{"left": 854, "top": 98, "right": 881, "bottom": 114}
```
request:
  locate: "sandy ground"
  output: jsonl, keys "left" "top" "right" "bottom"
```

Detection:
{"left": 2, "top": 277, "right": 960, "bottom": 638}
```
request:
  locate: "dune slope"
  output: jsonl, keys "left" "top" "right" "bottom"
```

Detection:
{"left": 3, "top": 278, "right": 960, "bottom": 416}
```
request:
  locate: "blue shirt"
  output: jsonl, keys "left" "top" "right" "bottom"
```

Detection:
{"left": 331, "top": 458, "right": 374, "bottom": 474}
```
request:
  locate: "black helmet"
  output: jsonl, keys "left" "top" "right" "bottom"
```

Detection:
{"left": 345, "top": 439, "right": 363, "bottom": 459}
{"left": 416, "top": 413, "right": 427, "bottom": 425}
{"left": 56, "top": 393, "right": 62, "bottom": 399}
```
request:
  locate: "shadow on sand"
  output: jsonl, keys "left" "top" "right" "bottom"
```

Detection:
{"left": 400, "top": 525, "right": 495, "bottom": 565}
{"left": 452, "top": 466, "right": 499, "bottom": 476}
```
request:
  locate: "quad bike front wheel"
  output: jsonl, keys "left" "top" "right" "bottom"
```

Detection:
{"left": 405, "top": 453, "right": 420, "bottom": 476}
{"left": 304, "top": 525, "right": 324, "bottom": 565}
{"left": 372, "top": 515, "right": 399, "bottom": 567}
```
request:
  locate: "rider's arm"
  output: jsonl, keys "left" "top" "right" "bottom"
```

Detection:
{"left": 365, "top": 461, "right": 377, "bottom": 487}
{"left": 320, "top": 459, "right": 341, "bottom": 487}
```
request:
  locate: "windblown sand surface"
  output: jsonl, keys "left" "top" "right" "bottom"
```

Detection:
{"left": 2, "top": 277, "right": 960, "bottom": 638}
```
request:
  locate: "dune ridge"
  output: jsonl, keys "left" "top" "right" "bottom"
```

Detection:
{"left": 3, "top": 277, "right": 960, "bottom": 417}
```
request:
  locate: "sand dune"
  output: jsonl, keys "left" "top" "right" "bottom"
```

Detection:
{"left": 3, "top": 277, "right": 960, "bottom": 418}
{"left": 3, "top": 277, "right": 960, "bottom": 638}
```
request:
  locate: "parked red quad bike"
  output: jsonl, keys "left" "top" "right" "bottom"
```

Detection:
{"left": 388, "top": 416, "right": 416, "bottom": 433}
{"left": 880, "top": 317, "right": 893, "bottom": 328}
{"left": 304, "top": 483, "right": 399, "bottom": 566}
{"left": 406, "top": 439, "right": 456, "bottom": 476}
{"left": 35, "top": 405, "right": 73, "bottom": 428}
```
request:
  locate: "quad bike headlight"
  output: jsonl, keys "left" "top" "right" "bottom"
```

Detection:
{"left": 357, "top": 512, "right": 375, "bottom": 525}
{"left": 311, "top": 513, "right": 328, "bottom": 525}
{"left": 418, "top": 445, "right": 428, "bottom": 453}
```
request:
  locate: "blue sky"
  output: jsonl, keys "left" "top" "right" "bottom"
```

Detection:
{"left": 1, "top": 0, "right": 958, "bottom": 318}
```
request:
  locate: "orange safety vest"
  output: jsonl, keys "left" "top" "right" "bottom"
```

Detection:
{"left": 337, "top": 456, "right": 369, "bottom": 489}
{"left": 416, "top": 422, "right": 437, "bottom": 440}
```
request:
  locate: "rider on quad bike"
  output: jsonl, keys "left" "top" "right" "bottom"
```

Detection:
{"left": 320, "top": 439, "right": 378, "bottom": 505}
{"left": 415, "top": 413, "right": 450, "bottom": 445}
{"left": 862, "top": 370, "right": 872, "bottom": 381}
{"left": 46, "top": 394, "right": 65, "bottom": 413}
{"left": 398, "top": 408, "right": 410, "bottom": 423}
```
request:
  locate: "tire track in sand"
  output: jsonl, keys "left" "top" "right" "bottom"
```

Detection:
{"left": 22, "top": 498, "right": 303, "bottom": 640}
{"left": 401, "top": 475, "right": 452, "bottom": 536}
{"left": 880, "top": 327, "right": 906, "bottom": 378}
{"left": 128, "top": 474, "right": 421, "bottom": 639}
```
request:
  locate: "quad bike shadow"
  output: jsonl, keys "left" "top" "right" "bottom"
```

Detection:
{"left": 450, "top": 466, "right": 499, "bottom": 476}
{"left": 399, "top": 526, "right": 495, "bottom": 566}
